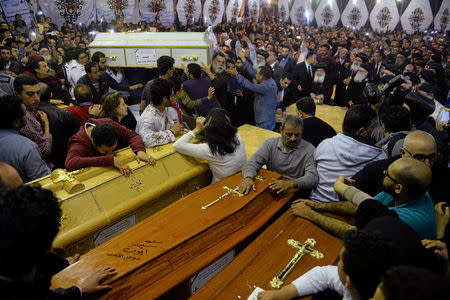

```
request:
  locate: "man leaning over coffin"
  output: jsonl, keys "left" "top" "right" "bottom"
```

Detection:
{"left": 237, "top": 115, "right": 318, "bottom": 196}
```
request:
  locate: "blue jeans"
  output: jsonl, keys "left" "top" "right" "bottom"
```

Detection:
{"left": 256, "top": 121, "right": 275, "bottom": 131}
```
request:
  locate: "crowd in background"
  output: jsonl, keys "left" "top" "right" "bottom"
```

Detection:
{"left": 0, "top": 11, "right": 449, "bottom": 300}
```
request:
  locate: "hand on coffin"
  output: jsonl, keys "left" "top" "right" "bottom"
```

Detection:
{"left": 226, "top": 68, "right": 238, "bottom": 77}
{"left": 291, "top": 201, "right": 315, "bottom": 220}
{"left": 130, "top": 84, "right": 143, "bottom": 90}
{"left": 256, "top": 284, "right": 298, "bottom": 300}
{"left": 333, "top": 176, "right": 354, "bottom": 196}
{"left": 66, "top": 253, "right": 81, "bottom": 265}
{"left": 237, "top": 177, "right": 256, "bottom": 195}
{"left": 170, "top": 122, "right": 184, "bottom": 136}
{"left": 422, "top": 239, "right": 449, "bottom": 262}
{"left": 78, "top": 266, "right": 117, "bottom": 295}
{"left": 235, "top": 89, "right": 243, "bottom": 97}
{"left": 135, "top": 151, "right": 156, "bottom": 166}
{"left": 113, "top": 157, "right": 133, "bottom": 177}
{"left": 268, "top": 179, "right": 296, "bottom": 194}
{"left": 292, "top": 198, "right": 322, "bottom": 211}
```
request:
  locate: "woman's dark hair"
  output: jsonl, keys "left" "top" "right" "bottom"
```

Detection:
{"left": 100, "top": 92, "right": 123, "bottom": 122}
{"left": 205, "top": 109, "right": 239, "bottom": 156}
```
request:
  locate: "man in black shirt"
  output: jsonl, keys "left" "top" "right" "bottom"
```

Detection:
{"left": 295, "top": 97, "right": 336, "bottom": 147}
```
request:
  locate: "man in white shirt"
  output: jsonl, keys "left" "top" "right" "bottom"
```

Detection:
{"left": 65, "top": 49, "right": 88, "bottom": 98}
{"left": 257, "top": 217, "right": 429, "bottom": 300}
{"left": 136, "top": 78, "right": 183, "bottom": 147}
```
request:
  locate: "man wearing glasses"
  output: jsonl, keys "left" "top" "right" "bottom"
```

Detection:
{"left": 351, "top": 130, "right": 446, "bottom": 204}
{"left": 291, "top": 157, "right": 436, "bottom": 240}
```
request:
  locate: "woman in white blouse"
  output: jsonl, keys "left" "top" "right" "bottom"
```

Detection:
{"left": 173, "top": 109, "right": 247, "bottom": 183}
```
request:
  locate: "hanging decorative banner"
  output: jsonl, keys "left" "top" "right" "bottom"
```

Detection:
{"left": 139, "top": 0, "right": 174, "bottom": 26}
{"left": 40, "top": 0, "right": 95, "bottom": 27}
{"left": 203, "top": 0, "right": 225, "bottom": 27}
{"left": 96, "top": 0, "right": 138, "bottom": 24}
{"left": 434, "top": 0, "right": 450, "bottom": 31}
{"left": 290, "top": 0, "right": 314, "bottom": 26}
{"left": 225, "top": 0, "right": 242, "bottom": 22}
{"left": 278, "top": 0, "right": 289, "bottom": 23}
{"left": 315, "top": 0, "right": 340, "bottom": 27}
{"left": 341, "top": 0, "right": 368, "bottom": 30}
{"left": 176, "top": 0, "right": 201, "bottom": 26}
{"left": 400, "top": 0, "right": 433, "bottom": 34}
{"left": 369, "top": 0, "right": 399, "bottom": 32}
{"left": 0, "top": 0, "right": 33, "bottom": 24}
{"left": 247, "top": 0, "right": 260, "bottom": 22}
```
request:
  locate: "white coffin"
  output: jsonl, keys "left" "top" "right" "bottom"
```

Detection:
{"left": 88, "top": 32, "right": 211, "bottom": 68}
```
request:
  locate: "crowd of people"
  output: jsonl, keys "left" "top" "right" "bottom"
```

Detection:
{"left": 0, "top": 12, "right": 449, "bottom": 300}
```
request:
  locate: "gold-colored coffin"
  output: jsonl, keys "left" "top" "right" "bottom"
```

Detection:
{"left": 29, "top": 125, "right": 279, "bottom": 256}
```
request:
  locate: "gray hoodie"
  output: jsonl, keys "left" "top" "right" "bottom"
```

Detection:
{"left": 310, "top": 133, "right": 387, "bottom": 203}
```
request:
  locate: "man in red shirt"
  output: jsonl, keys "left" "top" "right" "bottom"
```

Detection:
{"left": 65, "top": 118, "right": 155, "bottom": 175}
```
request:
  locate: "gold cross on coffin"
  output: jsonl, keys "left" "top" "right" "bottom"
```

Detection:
{"left": 201, "top": 186, "right": 243, "bottom": 210}
{"left": 270, "top": 238, "right": 324, "bottom": 288}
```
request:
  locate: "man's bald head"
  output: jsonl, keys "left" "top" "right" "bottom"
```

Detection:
{"left": 402, "top": 131, "right": 437, "bottom": 167}
{"left": 389, "top": 157, "right": 432, "bottom": 198}
{"left": 0, "top": 162, "right": 23, "bottom": 187}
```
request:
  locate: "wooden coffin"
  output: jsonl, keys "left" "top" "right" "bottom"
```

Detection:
{"left": 30, "top": 125, "right": 279, "bottom": 256}
{"left": 88, "top": 32, "right": 211, "bottom": 68}
{"left": 51, "top": 168, "right": 297, "bottom": 299}
{"left": 190, "top": 210, "right": 343, "bottom": 300}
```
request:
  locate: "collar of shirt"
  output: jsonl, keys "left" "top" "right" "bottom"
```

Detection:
{"left": 276, "top": 136, "right": 300, "bottom": 153}
{"left": 146, "top": 104, "right": 167, "bottom": 117}
{"left": 0, "top": 128, "right": 19, "bottom": 138}
{"left": 78, "top": 101, "right": 93, "bottom": 107}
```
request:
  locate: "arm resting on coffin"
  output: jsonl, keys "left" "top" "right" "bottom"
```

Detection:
{"left": 291, "top": 201, "right": 355, "bottom": 239}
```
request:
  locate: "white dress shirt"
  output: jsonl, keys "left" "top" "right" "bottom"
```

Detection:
{"left": 292, "top": 266, "right": 351, "bottom": 300}
{"left": 136, "top": 104, "right": 175, "bottom": 147}
{"left": 65, "top": 60, "right": 86, "bottom": 98}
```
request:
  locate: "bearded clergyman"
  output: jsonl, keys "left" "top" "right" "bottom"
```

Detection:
{"left": 309, "top": 63, "right": 333, "bottom": 105}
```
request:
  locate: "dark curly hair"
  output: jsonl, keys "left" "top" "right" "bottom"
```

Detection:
{"left": 342, "top": 229, "right": 399, "bottom": 299}
{"left": 381, "top": 266, "right": 449, "bottom": 300}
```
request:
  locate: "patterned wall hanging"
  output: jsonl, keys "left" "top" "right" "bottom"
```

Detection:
{"left": 369, "top": 0, "right": 399, "bottom": 32}
{"left": 341, "top": 0, "right": 368, "bottom": 30}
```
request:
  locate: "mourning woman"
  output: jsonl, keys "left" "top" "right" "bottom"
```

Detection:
{"left": 100, "top": 92, "right": 137, "bottom": 131}
{"left": 173, "top": 108, "right": 247, "bottom": 183}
